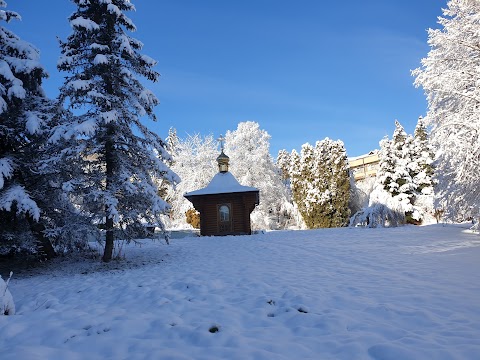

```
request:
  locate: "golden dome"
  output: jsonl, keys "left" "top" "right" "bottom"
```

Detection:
{"left": 217, "top": 150, "right": 229, "bottom": 173}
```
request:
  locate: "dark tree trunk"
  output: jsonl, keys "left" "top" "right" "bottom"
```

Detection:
{"left": 27, "top": 216, "right": 56, "bottom": 260}
{"left": 102, "top": 123, "right": 115, "bottom": 262}
{"left": 103, "top": 216, "right": 114, "bottom": 262}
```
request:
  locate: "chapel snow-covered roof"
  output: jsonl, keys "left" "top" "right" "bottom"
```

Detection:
{"left": 184, "top": 171, "right": 258, "bottom": 197}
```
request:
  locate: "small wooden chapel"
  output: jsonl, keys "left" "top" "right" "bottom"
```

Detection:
{"left": 184, "top": 142, "right": 259, "bottom": 236}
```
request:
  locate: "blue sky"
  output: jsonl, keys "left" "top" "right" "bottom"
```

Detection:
{"left": 8, "top": 0, "right": 444, "bottom": 157}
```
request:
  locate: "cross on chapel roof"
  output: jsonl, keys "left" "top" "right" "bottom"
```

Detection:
{"left": 217, "top": 134, "right": 225, "bottom": 152}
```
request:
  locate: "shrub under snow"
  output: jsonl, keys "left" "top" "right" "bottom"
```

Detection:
{"left": 349, "top": 187, "right": 406, "bottom": 228}
{"left": 1, "top": 272, "right": 15, "bottom": 315}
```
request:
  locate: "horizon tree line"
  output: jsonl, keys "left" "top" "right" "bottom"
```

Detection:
{"left": 1, "top": 0, "right": 477, "bottom": 261}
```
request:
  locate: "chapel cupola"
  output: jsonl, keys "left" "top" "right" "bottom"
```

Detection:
{"left": 216, "top": 135, "right": 229, "bottom": 173}
{"left": 217, "top": 151, "right": 229, "bottom": 173}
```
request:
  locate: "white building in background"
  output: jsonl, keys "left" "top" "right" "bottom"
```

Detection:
{"left": 348, "top": 151, "right": 380, "bottom": 181}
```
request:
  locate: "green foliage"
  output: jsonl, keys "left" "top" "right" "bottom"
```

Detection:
{"left": 290, "top": 139, "right": 350, "bottom": 229}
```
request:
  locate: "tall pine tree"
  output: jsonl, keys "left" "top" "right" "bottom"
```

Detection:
{"left": 55, "top": 0, "right": 178, "bottom": 261}
{"left": 380, "top": 121, "right": 416, "bottom": 199}
{"left": 0, "top": 1, "right": 57, "bottom": 257}
{"left": 412, "top": 116, "right": 435, "bottom": 195}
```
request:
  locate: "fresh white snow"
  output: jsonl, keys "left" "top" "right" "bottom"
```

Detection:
{"left": 93, "top": 54, "right": 108, "bottom": 65}
{"left": 70, "top": 17, "right": 100, "bottom": 31}
{"left": 1, "top": 225, "right": 479, "bottom": 359}
{"left": 184, "top": 171, "right": 258, "bottom": 196}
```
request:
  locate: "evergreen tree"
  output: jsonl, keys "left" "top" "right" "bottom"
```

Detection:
{"left": 0, "top": 1, "right": 57, "bottom": 257}
{"left": 55, "top": 0, "right": 178, "bottom": 261}
{"left": 288, "top": 149, "right": 305, "bottom": 228}
{"left": 153, "top": 126, "right": 180, "bottom": 200}
{"left": 381, "top": 121, "right": 416, "bottom": 198}
{"left": 324, "top": 139, "right": 351, "bottom": 227}
{"left": 407, "top": 116, "right": 436, "bottom": 223}
{"left": 290, "top": 144, "right": 313, "bottom": 226}
{"left": 413, "top": 0, "right": 480, "bottom": 221}
{"left": 289, "top": 149, "right": 301, "bottom": 190}
{"left": 290, "top": 139, "right": 350, "bottom": 229}
{"left": 287, "top": 149, "right": 306, "bottom": 229}
{"left": 412, "top": 116, "right": 435, "bottom": 195}
{"left": 375, "top": 136, "right": 394, "bottom": 194}
{"left": 380, "top": 121, "right": 420, "bottom": 222}
{"left": 276, "top": 149, "right": 291, "bottom": 182}
{"left": 357, "top": 134, "right": 408, "bottom": 228}
{"left": 166, "top": 127, "right": 179, "bottom": 161}
{"left": 353, "top": 119, "right": 435, "bottom": 227}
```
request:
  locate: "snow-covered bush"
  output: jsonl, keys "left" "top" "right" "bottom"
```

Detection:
{"left": 1, "top": 272, "right": 15, "bottom": 315}
{"left": 348, "top": 174, "right": 376, "bottom": 216}
{"left": 472, "top": 218, "right": 479, "bottom": 234}
{"left": 350, "top": 187, "right": 405, "bottom": 228}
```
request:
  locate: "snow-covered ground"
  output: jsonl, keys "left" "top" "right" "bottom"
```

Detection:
{"left": 1, "top": 225, "right": 479, "bottom": 359}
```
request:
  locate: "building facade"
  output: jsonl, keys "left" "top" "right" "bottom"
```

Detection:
{"left": 348, "top": 151, "right": 380, "bottom": 181}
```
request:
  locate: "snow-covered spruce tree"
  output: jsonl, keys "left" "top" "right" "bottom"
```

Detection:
{"left": 40, "top": 108, "right": 104, "bottom": 254}
{"left": 152, "top": 127, "right": 180, "bottom": 201}
{"left": 379, "top": 120, "right": 419, "bottom": 223}
{"left": 166, "top": 133, "right": 218, "bottom": 228}
{"left": 166, "top": 126, "right": 179, "bottom": 160}
{"left": 288, "top": 149, "right": 307, "bottom": 229}
{"left": 350, "top": 135, "right": 407, "bottom": 228}
{"left": 0, "top": 1, "right": 58, "bottom": 257}
{"left": 413, "top": 0, "right": 480, "bottom": 222}
{"left": 410, "top": 116, "right": 436, "bottom": 220}
{"left": 290, "top": 139, "right": 350, "bottom": 229}
{"left": 225, "top": 121, "right": 297, "bottom": 230}
{"left": 290, "top": 144, "right": 312, "bottom": 226}
{"left": 276, "top": 149, "right": 291, "bottom": 183}
{"left": 381, "top": 121, "right": 415, "bottom": 197}
{"left": 56, "top": 0, "right": 178, "bottom": 261}
{"left": 351, "top": 119, "right": 436, "bottom": 227}
{"left": 319, "top": 139, "right": 351, "bottom": 228}
{"left": 412, "top": 117, "right": 435, "bottom": 194}
{"left": 289, "top": 149, "right": 301, "bottom": 194}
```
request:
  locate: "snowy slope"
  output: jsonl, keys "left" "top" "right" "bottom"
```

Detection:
{"left": 1, "top": 225, "right": 479, "bottom": 359}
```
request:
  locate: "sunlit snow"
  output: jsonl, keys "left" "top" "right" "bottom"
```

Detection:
{"left": 1, "top": 225, "right": 479, "bottom": 359}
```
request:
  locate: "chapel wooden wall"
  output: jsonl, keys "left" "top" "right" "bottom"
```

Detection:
{"left": 188, "top": 191, "right": 259, "bottom": 236}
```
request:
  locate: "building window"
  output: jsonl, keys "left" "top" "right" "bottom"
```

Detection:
{"left": 219, "top": 204, "right": 230, "bottom": 222}
{"left": 218, "top": 204, "right": 231, "bottom": 233}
